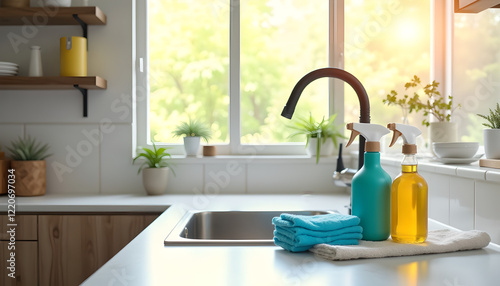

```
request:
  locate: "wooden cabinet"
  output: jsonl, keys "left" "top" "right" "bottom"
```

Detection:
{"left": 38, "top": 214, "right": 159, "bottom": 286}
{"left": 0, "top": 212, "right": 159, "bottom": 286}
{"left": 455, "top": 0, "right": 500, "bottom": 13}
{"left": 0, "top": 215, "right": 38, "bottom": 286}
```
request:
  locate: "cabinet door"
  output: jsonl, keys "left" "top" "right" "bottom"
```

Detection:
{"left": 0, "top": 215, "right": 37, "bottom": 240}
{"left": 0, "top": 241, "right": 38, "bottom": 286}
{"left": 38, "top": 214, "right": 158, "bottom": 286}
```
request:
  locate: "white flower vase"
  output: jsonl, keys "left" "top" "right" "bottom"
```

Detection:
{"left": 183, "top": 136, "right": 201, "bottom": 156}
{"left": 484, "top": 129, "right": 500, "bottom": 159}
{"left": 306, "top": 138, "right": 335, "bottom": 157}
{"left": 142, "top": 167, "right": 170, "bottom": 195}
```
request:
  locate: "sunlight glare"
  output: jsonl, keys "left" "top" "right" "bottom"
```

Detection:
{"left": 396, "top": 20, "right": 420, "bottom": 43}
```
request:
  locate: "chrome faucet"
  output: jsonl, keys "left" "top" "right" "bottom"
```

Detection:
{"left": 281, "top": 67, "right": 371, "bottom": 169}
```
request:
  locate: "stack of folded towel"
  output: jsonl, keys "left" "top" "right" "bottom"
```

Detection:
{"left": 272, "top": 213, "right": 363, "bottom": 252}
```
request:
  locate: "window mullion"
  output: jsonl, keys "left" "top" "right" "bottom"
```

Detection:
{"left": 229, "top": 0, "right": 241, "bottom": 154}
{"left": 329, "top": 0, "right": 345, "bottom": 124}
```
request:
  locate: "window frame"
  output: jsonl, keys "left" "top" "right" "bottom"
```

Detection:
{"left": 135, "top": 0, "right": 448, "bottom": 156}
{"left": 135, "top": 0, "right": 342, "bottom": 155}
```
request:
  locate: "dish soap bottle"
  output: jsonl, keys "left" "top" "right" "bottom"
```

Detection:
{"left": 346, "top": 123, "right": 392, "bottom": 241}
{"left": 387, "top": 123, "right": 428, "bottom": 243}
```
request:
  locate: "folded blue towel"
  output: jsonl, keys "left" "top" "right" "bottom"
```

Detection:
{"left": 272, "top": 213, "right": 360, "bottom": 231}
{"left": 274, "top": 237, "right": 359, "bottom": 253}
{"left": 275, "top": 225, "right": 363, "bottom": 239}
{"left": 274, "top": 230, "right": 363, "bottom": 247}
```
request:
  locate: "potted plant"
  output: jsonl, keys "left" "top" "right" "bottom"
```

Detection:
{"left": 384, "top": 75, "right": 460, "bottom": 144}
{"left": 6, "top": 136, "right": 51, "bottom": 196}
{"left": 288, "top": 113, "right": 345, "bottom": 163}
{"left": 134, "top": 142, "right": 175, "bottom": 195}
{"left": 173, "top": 119, "right": 212, "bottom": 156}
{"left": 477, "top": 103, "right": 500, "bottom": 159}
{"left": 0, "top": 146, "right": 10, "bottom": 195}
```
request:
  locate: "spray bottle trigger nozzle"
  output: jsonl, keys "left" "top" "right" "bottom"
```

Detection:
{"left": 345, "top": 123, "right": 360, "bottom": 147}
{"left": 387, "top": 123, "right": 401, "bottom": 147}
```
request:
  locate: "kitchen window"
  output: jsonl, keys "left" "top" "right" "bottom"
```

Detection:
{"left": 452, "top": 8, "right": 500, "bottom": 144}
{"left": 136, "top": 0, "right": 436, "bottom": 155}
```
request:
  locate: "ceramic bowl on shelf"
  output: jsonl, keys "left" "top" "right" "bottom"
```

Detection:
{"left": 432, "top": 142, "right": 479, "bottom": 158}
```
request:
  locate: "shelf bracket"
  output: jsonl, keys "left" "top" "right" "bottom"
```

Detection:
{"left": 72, "top": 14, "right": 88, "bottom": 40}
{"left": 74, "top": 85, "right": 88, "bottom": 117}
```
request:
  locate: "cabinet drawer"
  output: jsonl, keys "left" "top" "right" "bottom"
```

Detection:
{"left": 0, "top": 215, "right": 37, "bottom": 241}
{"left": 0, "top": 241, "right": 38, "bottom": 286}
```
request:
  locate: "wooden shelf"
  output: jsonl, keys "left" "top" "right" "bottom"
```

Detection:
{"left": 0, "top": 76, "right": 107, "bottom": 90}
{"left": 455, "top": 0, "right": 500, "bottom": 13}
{"left": 0, "top": 7, "right": 106, "bottom": 25}
{"left": 0, "top": 7, "right": 107, "bottom": 117}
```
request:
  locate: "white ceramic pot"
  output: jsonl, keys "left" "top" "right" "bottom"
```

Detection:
{"left": 183, "top": 136, "right": 201, "bottom": 156}
{"left": 484, "top": 129, "right": 500, "bottom": 159}
{"left": 42, "top": 0, "right": 72, "bottom": 7}
{"left": 306, "top": 138, "right": 335, "bottom": 156}
{"left": 428, "top": 122, "right": 458, "bottom": 156}
{"left": 428, "top": 122, "right": 458, "bottom": 143}
{"left": 142, "top": 167, "right": 170, "bottom": 195}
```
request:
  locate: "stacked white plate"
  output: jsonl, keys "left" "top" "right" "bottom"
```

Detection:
{"left": 0, "top": 62, "right": 19, "bottom": 76}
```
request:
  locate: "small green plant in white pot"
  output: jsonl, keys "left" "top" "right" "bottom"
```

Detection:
{"left": 133, "top": 142, "right": 175, "bottom": 195}
{"left": 478, "top": 103, "right": 500, "bottom": 159}
{"left": 288, "top": 113, "right": 345, "bottom": 163}
{"left": 173, "top": 119, "right": 212, "bottom": 156}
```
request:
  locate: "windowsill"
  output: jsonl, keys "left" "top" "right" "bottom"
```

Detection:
{"left": 168, "top": 154, "right": 341, "bottom": 164}
{"left": 380, "top": 153, "right": 500, "bottom": 183}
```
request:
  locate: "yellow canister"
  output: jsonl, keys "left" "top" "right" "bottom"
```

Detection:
{"left": 60, "top": 36, "right": 87, "bottom": 76}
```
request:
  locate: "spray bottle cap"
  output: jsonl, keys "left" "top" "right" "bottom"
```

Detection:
{"left": 345, "top": 123, "right": 390, "bottom": 152}
{"left": 387, "top": 123, "right": 422, "bottom": 154}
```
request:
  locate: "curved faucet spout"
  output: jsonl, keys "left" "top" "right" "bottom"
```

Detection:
{"left": 281, "top": 67, "right": 371, "bottom": 169}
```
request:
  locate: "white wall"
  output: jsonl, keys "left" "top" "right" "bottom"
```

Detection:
{"left": 0, "top": 0, "right": 344, "bottom": 195}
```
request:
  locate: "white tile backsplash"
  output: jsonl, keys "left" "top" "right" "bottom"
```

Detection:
{"left": 475, "top": 181, "right": 500, "bottom": 244}
{"left": 247, "top": 163, "right": 336, "bottom": 194}
{"left": 26, "top": 124, "right": 100, "bottom": 194}
{"left": 100, "top": 123, "right": 143, "bottom": 194}
{"left": 423, "top": 171, "right": 450, "bottom": 224}
{"left": 449, "top": 178, "right": 475, "bottom": 230}
{"left": 204, "top": 163, "right": 246, "bottom": 194}
{"left": 166, "top": 164, "right": 204, "bottom": 194}
{"left": 0, "top": 124, "right": 24, "bottom": 155}
{"left": 456, "top": 167, "right": 486, "bottom": 180}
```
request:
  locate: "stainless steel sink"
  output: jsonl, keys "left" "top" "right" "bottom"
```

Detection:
{"left": 164, "top": 210, "right": 335, "bottom": 246}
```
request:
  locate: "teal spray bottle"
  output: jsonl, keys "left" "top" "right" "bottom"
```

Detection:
{"left": 387, "top": 123, "right": 428, "bottom": 243}
{"left": 346, "top": 123, "right": 392, "bottom": 241}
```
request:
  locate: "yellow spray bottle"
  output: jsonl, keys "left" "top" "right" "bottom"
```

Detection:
{"left": 387, "top": 123, "right": 428, "bottom": 243}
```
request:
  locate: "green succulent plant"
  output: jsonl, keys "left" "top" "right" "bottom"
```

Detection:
{"left": 133, "top": 141, "right": 175, "bottom": 175}
{"left": 288, "top": 113, "right": 346, "bottom": 164}
{"left": 477, "top": 103, "right": 500, "bottom": 129}
{"left": 383, "top": 75, "right": 460, "bottom": 126}
{"left": 172, "top": 119, "right": 212, "bottom": 142}
{"left": 7, "top": 136, "right": 51, "bottom": 161}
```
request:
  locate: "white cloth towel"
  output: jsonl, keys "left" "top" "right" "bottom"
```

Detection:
{"left": 309, "top": 229, "right": 491, "bottom": 261}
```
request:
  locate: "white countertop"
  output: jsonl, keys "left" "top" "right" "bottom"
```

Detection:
{"left": 3, "top": 194, "right": 500, "bottom": 285}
